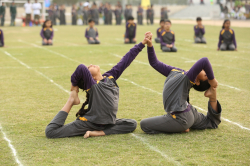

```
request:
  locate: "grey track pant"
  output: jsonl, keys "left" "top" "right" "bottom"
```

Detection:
{"left": 155, "top": 38, "right": 160, "bottom": 43}
{"left": 195, "top": 37, "right": 206, "bottom": 43}
{"left": 140, "top": 101, "right": 222, "bottom": 134}
{"left": 88, "top": 39, "right": 100, "bottom": 44}
{"left": 220, "top": 43, "right": 235, "bottom": 51}
{"left": 45, "top": 111, "right": 137, "bottom": 138}
{"left": 42, "top": 40, "right": 53, "bottom": 46}
{"left": 162, "top": 46, "right": 177, "bottom": 52}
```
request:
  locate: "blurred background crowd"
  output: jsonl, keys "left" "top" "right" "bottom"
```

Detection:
{"left": 0, "top": 0, "right": 249, "bottom": 26}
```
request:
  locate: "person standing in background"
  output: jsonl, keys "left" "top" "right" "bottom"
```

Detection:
{"left": 77, "top": 2, "right": 83, "bottom": 24}
{"left": 90, "top": 3, "right": 99, "bottom": 25}
{"left": 59, "top": 5, "right": 66, "bottom": 25}
{"left": 24, "top": 0, "right": 32, "bottom": 26}
{"left": 53, "top": 3, "right": 59, "bottom": 25}
{"left": 32, "top": 0, "right": 42, "bottom": 25}
{"left": 146, "top": 6, "right": 150, "bottom": 25}
{"left": 83, "top": 4, "right": 90, "bottom": 25}
{"left": 150, "top": 5, "right": 154, "bottom": 25}
{"left": 0, "top": 2, "right": 5, "bottom": 26}
{"left": 107, "top": 4, "right": 113, "bottom": 25}
{"left": 104, "top": 3, "right": 109, "bottom": 25}
{"left": 164, "top": 7, "right": 169, "bottom": 20}
{"left": 114, "top": 5, "right": 122, "bottom": 25}
{"left": 124, "top": 5, "right": 129, "bottom": 23}
{"left": 128, "top": 4, "right": 133, "bottom": 18}
{"left": 72, "top": 5, "right": 77, "bottom": 25}
{"left": 10, "top": 2, "right": 17, "bottom": 26}
{"left": 137, "top": 4, "right": 143, "bottom": 25}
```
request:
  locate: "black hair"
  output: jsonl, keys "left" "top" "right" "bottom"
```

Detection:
{"left": 76, "top": 91, "right": 90, "bottom": 117}
{"left": 127, "top": 16, "right": 134, "bottom": 21}
{"left": 42, "top": 20, "right": 53, "bottom": 28}
{"left": 196, "top": 17, "right": 202, "bottom": 21}
{"left": 222, "top": 19, "right": 230, "bottom": 29}
{"left": 160, "top": 19, "right": 165, "bottom": 23}
{"left": 88, "top": 19, "right": 94, "bottom": 23}
{"left": 193, "top": 80, "right": 210, "bottom": 92}
{"left": 165, "top": 19, "right": 171, "bottom": 24}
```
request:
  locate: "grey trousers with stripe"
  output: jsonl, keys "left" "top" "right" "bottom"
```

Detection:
{"left": 45, "top": 111, "right": 137, "bottom": 138}
{"left": 140, "top": 101, "right": 222, "bottom": 134}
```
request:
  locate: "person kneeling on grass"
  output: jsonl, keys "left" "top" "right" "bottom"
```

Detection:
{"left": 140, "top": 32, "right": 222, "bottom": 134}
{"left": 124, "top": 16, "right": 137, "bottom": 44}
{"left": 85, "top": 19, "right": 100, "bottom": 44}
{"left": 160, "top": 20, "right": 177, "bottom": 52}
{"left": 0, "top": 29, "right": 4, "bottom": 47}
{"left": 40, "top": 20, "right": 54, "bottom": 46}
{"left": 194, "top": 17, "right": 206, "bottom": 44}
{"left": 218, "top": 19, "right": 237, "bottom": 51}
{"left": 45, "top": 33, "right": 152, "bottom": 139}
{"left": 154, "top": 19, "right": 165, "bottom": 43}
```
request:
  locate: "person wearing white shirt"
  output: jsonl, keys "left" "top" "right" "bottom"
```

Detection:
{"left": 32, "top": 0, "right": 42, "bottom": 25}
{"left": 24, "top": 0, "right": 32, "bottom": 25}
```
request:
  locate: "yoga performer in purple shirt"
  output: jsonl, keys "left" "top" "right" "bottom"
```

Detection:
{"left": 45, "top": 33, "right": 151, "bottom": 139}
{"left": 218, "top": 19, "right": 237, "bottom": 51}
{"left": 140, "top": 32, "right": 222, "bottom": 134}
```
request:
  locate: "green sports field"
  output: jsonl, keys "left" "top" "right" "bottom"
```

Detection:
{"left": 0, "top": 23, "right": 249, "bottom": 166}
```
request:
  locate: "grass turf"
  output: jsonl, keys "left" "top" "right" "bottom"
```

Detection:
{"left": 0, "top": 23, "right": 249, "bottom": 166}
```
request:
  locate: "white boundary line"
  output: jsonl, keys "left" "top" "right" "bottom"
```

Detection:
{"left": 0, "top": 124, "right": 23, "bottom": 166}
{"left": 131, "top": 133, "right": 182, "bottom": 166}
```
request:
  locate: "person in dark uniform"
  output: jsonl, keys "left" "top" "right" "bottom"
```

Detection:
{"left": 124, "top": 16, "right": 136, "bottom": 44}
{"left": 107, "top": 4, "right": 113, "bottom": 25}
{"left": 90, "top": 3, "right": 99, "bottom": 25}
{"left": 124, "top": 5, "right": 129, "bottom": 23}
{"left": 114, "top": 5, "right": 122, "bottom": 25}
{"left": 45, "top": 35, "right": 151, "bottom": 139}
{"left": 40, "top": 20, "right": 54, "bottom": 46}
{"left": 104, "top": 3, "right": 109, "bottom": 25}
{"left": 10, "top": 2, "right": 17, "bottom": 26}
{"left": 160, "top": 20, "right": 177, "bottom": 52}
{"left": 83, "top": 5, "right": 90, "bottom": 25}
{"left": 0, "top": 29, "right": 4, "bottom": 47}
{"left": 194, "top": 17, "right": 206, "bottom": 44}
{"left": 0, "top": 2, "right": 6, "bottom": 26}
{"left": 218, "top": 19, "right": 237, "bottom": 51}
{"left": 128, "top": 4, "right": 133, "bottom": 18}
{"left": 150, "top": 5, "right": 154, "bottom": 25}
{"left": 146, "top": 6, "right": 150, "bottom": 25}
{"left": 164, "top": 7, "right": 169, "bottom": 20}
{"left": 59, "top": 5, "right": 66, "bottom": 25}
{"left": 140, "top": 32, "right": 221, "bottom": 134}
{"left": 155, "top": 19, "right": 165, "bottom": 43}
{"left": 137, "top": 4, "right": 143, "bottom": 25}
{"left": 71, "top": 5, "right": 77, "bottom": 25}
{"left": 85, "top": 19, "right": 100, "bottom": 44}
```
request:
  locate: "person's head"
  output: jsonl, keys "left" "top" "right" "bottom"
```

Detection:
{"left": 2, "top": 2, "right": 4, "bottom": 5}
{"left": 160, "top": 19, "right": 165, "bottom": 27}
{"left": 43, "top": 20, "right": 52, "bottom": 28}
{"left": 222, "top": 19, "right": 230, "bottom": 29}
{"left": 35, "top": 0, "right": 38, "bottom": 3}
{"left": 27, "top": 0, "right": 30, "bottom": 3}
{"left": 127, "top": 16, "right": 134, "bottom": 23}
{"left": 12, "top": 2, "right": 15, "bottom": 5}
{"left": 88, "top": 19, "right": 95, "bottom": 27}
{"left": 151, "top": 4, "right": 154, "bottom": 8}
{"left": 191, "top": 69, "right": 210, "bottom": 92}
{"left": 196, "top": 17, "right": 202, "bottom": 26}
{"left": 164, "top": 20, "right": 172, "bottom": 30}
{"left": 87, "top": 64, "right": 101, "bottom": 81}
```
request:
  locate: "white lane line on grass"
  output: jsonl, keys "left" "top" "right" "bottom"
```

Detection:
{"left": 131, "top": 133, "right": 182, "bottom": 166}
{"left": 19, "top": 41, "right": 249, "bottom": 131}
{"left": 4, "top": 51, "right": 70, "bottom": 94}
{"left": 219, "top": 83, "right": 241, "bottom": 91}
{"left": 0, "top": 124, "right": 23, "bottom": 166}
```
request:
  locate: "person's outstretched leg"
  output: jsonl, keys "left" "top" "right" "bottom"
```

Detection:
{"left": 84, "top": 119, "right": 137, "bottom": 138}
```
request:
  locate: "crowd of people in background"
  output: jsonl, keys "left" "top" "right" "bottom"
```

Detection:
{"left": 220, "top": 3, "right": 248, "bottom": 20}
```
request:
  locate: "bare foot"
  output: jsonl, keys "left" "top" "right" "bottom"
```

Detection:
{"left": 84, "top": 131, "right": 91, "bottom": 138}
{"left": 183, "top": 129, "right": 190, "bottom": 133}
{"left": 204, "top": 87, "right": 216, "bottom": 98}
{"left": 70, "top": 91, "right": 80, "bottom": 105}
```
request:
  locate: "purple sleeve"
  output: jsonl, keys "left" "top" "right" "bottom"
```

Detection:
{"left": 0, "top": 30, "right": 4, "bottom": 46}
{"left": 160, "top": 33, "right": 167, "bottom": 47}
{"left": 202, "top": 26, "right": 205, "bottom": 35}
{"left": 147, "top": 46, "right": 184, "bottom": 77}
{"left": 194, "top": 26, "right": 199, "bottom": 36}
{"left": 49, "top": 30, "right": 54, "bottom": 40}
{"left": 218, "top": 30, "right": 222, "bottom": 48}
{"left": 172, "top": 33, "right": 175, "bottom": 45}
{"left": 185, "top": 57, "right": 214, "bottom": 83}
{"left": 71, "top": 64, "right": 96, "bottom": 90}
{"left": 133, "top": 24, "right": 137, "bottom": 38}
{"left": 232, "top": 30, "right": 237, "bottom": 48}
{"left": 40, "top": 29, "right": 45, "bottom": 39}
{"left": 96, "top": 29, "right": 99, "bottom": 37}
{"left": 125, "top": 23, "right": 129, "bottom": 38}
{"left": 85, "top": 29, "right": 89, "bottom": 39}
{"left": 103, "top": 42, "right": 145, "bottom": 80}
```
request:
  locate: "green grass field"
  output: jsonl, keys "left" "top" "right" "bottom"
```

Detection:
{"left": 0, "top": 23, "right": 250, "bottom": 166}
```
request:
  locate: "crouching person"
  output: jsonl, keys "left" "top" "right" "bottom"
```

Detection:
{"left": 40, "top": 20, "right": 54, "bottom": 46}
{"left": 194, "top": 17, "right": 206, "bottom": 44}
{"left": 85, "top": 19, "right": 100, "bottom": 44}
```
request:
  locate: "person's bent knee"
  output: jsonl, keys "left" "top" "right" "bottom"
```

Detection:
{"left": 45, "top": 126, "right": 56, "bottom": 138}
{"left": 172, "top": 48, "right": 177, "bottom": 52}
{"left": 229, "top": 45, "right": 235, "bottom": 50}
{"left": 129, "top": 119, "right": 137, "bottom": 132}
{"left": 140, "top": 119, "right": 154, "bottom": 134}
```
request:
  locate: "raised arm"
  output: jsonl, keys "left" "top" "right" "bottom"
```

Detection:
{"left": 194, "top": 26, "right": 199, "bottom": 36}
{"left": 71, "top": 64, "right": 96, "bottom": 90}
{"left": 201, "top": 26, "right": 205, "bottom": 35}
{"left": 103, "top": 42, "right": 145, "bottom": 80}
{"left": 185, "top": 57, "right": 214, "bottom": 83}
{"left": 40, "top": 29, "right": 45, "bottom": 39}
{"left": 50, "top": 30, "right": 54, "bottom": 40}
{"left": 147, "top": 46, "right": 183, "bottom": 77}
